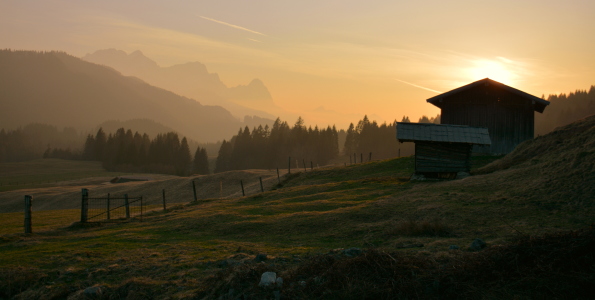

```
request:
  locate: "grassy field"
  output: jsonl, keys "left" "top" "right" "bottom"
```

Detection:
{"left": 0, "top": 134, "right": 593, "bottom": 300}
{"left": 0, "top": 159, "right": 128, "bottom": 192}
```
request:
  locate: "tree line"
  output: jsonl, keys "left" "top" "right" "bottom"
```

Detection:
{"left": 536, "top": 85, "right": 595, "bottom": 135}
{"left": 0, "top": 123, "right": 83, "bottom": 163}
{"left": 81, "top": 128, "right": 209, "bottom": 176}
{"left": 214, "top": 117, "right": 339, "bottom": 173}
{"left": 343, "top": 115, "right": 439, "bottom": 161}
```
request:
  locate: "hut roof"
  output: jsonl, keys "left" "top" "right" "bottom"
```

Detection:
{"left": 397, "top": 122, "right": 491, "bottom": 145}
{"left": 426, "top": 78, "right": 550, "bottom": 113}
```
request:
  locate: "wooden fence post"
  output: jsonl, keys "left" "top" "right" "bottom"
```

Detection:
{"left": 162, "top": 189, "right": 166, "bottom": 211}
{"left": 303, "top": 159, "right": 307, "bottom": 172}
{"left": 361, "top": 153, "right": 363, "bottom": 164}
{"left": 24, "top": 195, "right": 32, "bottom": 234}
{"left": 398, "top": 148, "right": 401, "bottom": 157}
{"left": 220, "top": 181, "right": 223, "bottom": 198}
{"left": 81, "top": 188, "right": 89, "bottom": 223}
{"left": 124, "top": 194, "right": 130, "bottom": 219}
{"left": 288, "top": 157, "right": 291, "bottom": 174}
{"left": 369, "top": 152, "right": 372, "bottom": 162}
{"left": 192, "top": 180, "right": 198, "bottom": 202}
{"left": 240, "top": 180, "right": 245, "bottom": 196}
{"left": 276, "top": 168, "right": 281, "bottom": 184}
{"left": 259, "top": 177, "right": 264, "bottom": 192}
{"left": 107, "top": 193, "right": 111, "bottom": 220}
{"left": 140, "top": 196, "right": 143, "bottom": 222}
{"left": 310, "top": 161, "right": 313, "bottom": 171}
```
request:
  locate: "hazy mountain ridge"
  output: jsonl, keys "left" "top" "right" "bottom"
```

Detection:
{"left": 0, "top": 50, "right": 251, "bottom": 142}
{"left": 82, "top": 49, "right": 276, "bottom": 120}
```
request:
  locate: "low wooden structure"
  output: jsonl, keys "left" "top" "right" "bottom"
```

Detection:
{"left": 427, "top": 78, "right": 549, "bottom": 154}
{"left": 396, "top": 122, "right": 491, "bottom": 177}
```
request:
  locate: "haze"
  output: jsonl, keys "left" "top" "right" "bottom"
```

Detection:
{"left": 2, "top": 0, "right": 594, "bottom": 128}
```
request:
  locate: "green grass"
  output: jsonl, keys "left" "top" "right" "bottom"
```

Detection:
{"left": 0, "top": 159, "right": 129, "bottom": 192}
{"left": 1, "top": 154, "right": 591, "bottom": 298}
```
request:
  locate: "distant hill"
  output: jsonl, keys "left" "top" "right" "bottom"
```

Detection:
{"left": 0, "top": 50, "right": 257, "bottom": 142}
{"left": 82, "top": 49, "right": 277, "bottom": 120}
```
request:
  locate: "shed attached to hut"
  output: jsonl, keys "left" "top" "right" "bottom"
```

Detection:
{"left": 427, "top": 78, "right": 549, "bottom": 154}
{"left": 396, "top": 122, "right": 491, "bottom": 178}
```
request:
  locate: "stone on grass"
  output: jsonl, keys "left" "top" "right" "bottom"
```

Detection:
{"left": 469, "top": 238, "right": 487, "bottom": 251}
{"left": 276, "top": 277, "right": 284, "bottom": 287}
{"left": 259, "top": 272, "right": 277, "bottom": 287}
{"left": 84, "top": 285, "right": 103, "bottom": 297}
{"left": 449, "top": 245, "right": 460, "bottom": 250}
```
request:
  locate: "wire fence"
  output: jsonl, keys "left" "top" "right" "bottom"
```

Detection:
{"left": 87, "top": 195, "right": 144, "bottom": 222}
{"left": 8, "top": 155, "right": 361, "bottom": 232}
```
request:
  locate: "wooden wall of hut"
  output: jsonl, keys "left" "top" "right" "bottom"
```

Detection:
{"left": 439, "top": 84, "right": 534, "bottom": 154}
{"left": 415, "top": 141, "right": 472, "bottom": 173}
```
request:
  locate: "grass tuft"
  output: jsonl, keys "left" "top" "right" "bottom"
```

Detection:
{"left": 386, "top": 217, "right": 453, "bottom": 237}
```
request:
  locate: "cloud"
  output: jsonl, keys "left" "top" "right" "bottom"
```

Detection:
{"left": 247, "top": 38, "right": 262, "bottom": 43}
{"left": 199, "top": 16, "right": 266, "bottom": 36}
{"left": 393, "top": 78, "right": 442, "bottom": 94}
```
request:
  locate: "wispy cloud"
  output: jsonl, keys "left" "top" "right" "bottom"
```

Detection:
{"left": 199, "top": 16, "right": 266, "bottom": 36}
{"left": 247, "top": 38, "right": 262, "bottom": 43}
{"left": 394, "top": 78, "right": 442, "bottom": 94}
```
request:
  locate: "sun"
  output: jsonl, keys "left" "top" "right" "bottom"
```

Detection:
{"left": 468, "top": 59, "right": 516, "bottom": 85}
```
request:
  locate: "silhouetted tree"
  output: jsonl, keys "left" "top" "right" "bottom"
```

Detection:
{"left": 215, "top": 140, "right": 233, "bottom": 173}
{"left": 193, "top": 147, "right": 210, "bottom": 175}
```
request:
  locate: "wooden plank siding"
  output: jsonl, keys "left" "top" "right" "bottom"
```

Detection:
{"left": 439, "top": 83, "right": 535, "bottom": 154}
{"left": 415, "top": 142, "right": 472, "bottom": 173}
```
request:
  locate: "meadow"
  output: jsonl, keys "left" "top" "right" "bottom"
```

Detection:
{"left": 1, "top": 118, "right": 594, "bottom": 300}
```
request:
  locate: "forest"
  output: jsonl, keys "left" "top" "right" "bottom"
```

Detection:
{"left": 214, "top": 117, "right": 339, "bottom": 172}
{"left": 80, "top": 128, "right": 209, "bottom": 176}
{"left": 1, "top": 85, "right": 593, "bottom": 175}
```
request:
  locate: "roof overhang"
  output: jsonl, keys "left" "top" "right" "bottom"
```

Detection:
{"left": 396, "top": 122, "right": 491, "bottom": 145}
{"left": 426, "top": 78, "right": 550, "bottom": 113}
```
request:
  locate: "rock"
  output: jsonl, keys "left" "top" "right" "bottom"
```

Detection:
{"left": 449, "top": 245, "right": 460, "bottom": 250}
{"left": 255, "top": 253, "right": 268, "bottom": 262}
{"left": 84, "top": 286, "right": 102, "bottom": 298}
{"left": 342, "top": 247, "right": 363, "bottom": 257}
{"left": 469, "top": 238, "right": 487, "bottom": 251}
{"left": 259, "top": 272, "right": 277, "bottom": 287}
{"left": 276, "top": 277, "right": 284, "bottom": 287}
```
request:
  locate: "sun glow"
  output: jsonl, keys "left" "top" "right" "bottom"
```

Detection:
{"left": 468, "top": 59, "right": 516, "bottom": 85}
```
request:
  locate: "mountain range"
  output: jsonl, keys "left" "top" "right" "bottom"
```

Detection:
{"left": 82, "top": 49, "right": 277, "bottom": 120}
{"left": 0, "top": 50, "right": 271, "bottom": 142}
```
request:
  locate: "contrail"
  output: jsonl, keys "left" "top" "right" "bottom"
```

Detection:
{"left": 394, "top": 78, "right": 442, "bottom": 94}
{"left": 199, "top": 16, "right": 266, "bottom": 36}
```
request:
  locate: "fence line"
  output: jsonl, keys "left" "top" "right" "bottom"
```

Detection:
{"left": 16, "top": 170, "right": 294, "bottom": 233}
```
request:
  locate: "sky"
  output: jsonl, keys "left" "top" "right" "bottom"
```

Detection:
{"left": 1, "top": 0, "right": 594, "bottom": 128}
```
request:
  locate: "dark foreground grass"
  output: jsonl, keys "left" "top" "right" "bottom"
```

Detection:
{"left": 0, "top": 152, "right": 593, "bottom": 299}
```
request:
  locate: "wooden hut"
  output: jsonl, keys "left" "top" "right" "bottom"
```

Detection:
{"left": 427, "top": 78, "right": 549, "bottom": 154}
{"left": 396, "top": 122, "right": 491, "bottom": 178}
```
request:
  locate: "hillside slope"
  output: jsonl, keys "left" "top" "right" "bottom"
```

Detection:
{"left": 1, "top": 117, "right": 594, "bottom": 299}
{"left": 0, "top": 50, "right": 244, "bottom": 142}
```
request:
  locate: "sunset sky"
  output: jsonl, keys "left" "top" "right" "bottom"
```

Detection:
{"left": 2, "top": 0, "right": 594, "bottom": 128}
